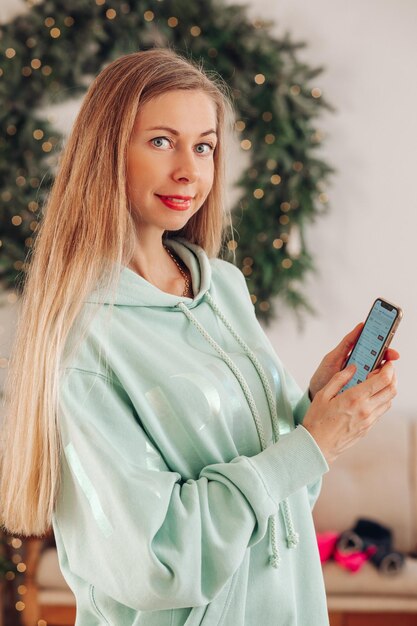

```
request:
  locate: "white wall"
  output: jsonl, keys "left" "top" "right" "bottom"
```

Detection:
{"left": 231, "top": 0, "right": 417, "bottom": 416}
{"left": 1, "top": 0, "right": 416, "bottom": 415}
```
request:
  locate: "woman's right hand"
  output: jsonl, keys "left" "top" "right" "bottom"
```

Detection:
{"left": 302, "top": 361, "right": 397, "bottom": 465}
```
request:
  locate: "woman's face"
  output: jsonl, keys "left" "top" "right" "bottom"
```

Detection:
{"left": 126, "top": 89, "right": 218, "bottom": 238}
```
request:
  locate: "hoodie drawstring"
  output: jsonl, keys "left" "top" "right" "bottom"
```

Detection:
{"left": 177, "top": 293, "right": 299, "bottom": 568}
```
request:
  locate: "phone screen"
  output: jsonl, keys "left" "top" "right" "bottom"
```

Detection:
{"left": 340, "top": 299, "right": 399, "bottom": 393}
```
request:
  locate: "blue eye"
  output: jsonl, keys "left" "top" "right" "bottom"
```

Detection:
{"left": 195, "top": 143, "right": 213, "bottom": 155}
{"left": 151, "top": 137, "right": 171, "bottom": 149}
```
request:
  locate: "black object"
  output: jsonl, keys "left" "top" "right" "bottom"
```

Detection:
{"left": 337, "top": 518, "right": 405, "bottom": 575}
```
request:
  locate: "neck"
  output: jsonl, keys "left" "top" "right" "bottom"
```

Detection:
{"left": 127, "top": 232, "right": 191, "bottom": 297}
{"left": 128, "top": 230, "right": 168, "bottom": 281}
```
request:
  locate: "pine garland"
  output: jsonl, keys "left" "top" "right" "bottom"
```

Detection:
{"left": 0, "top": 0, "right": 334, "bottom": 322}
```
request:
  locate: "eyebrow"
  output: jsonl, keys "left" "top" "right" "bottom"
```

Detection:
{"left": 145, "top": 126, "right": 217, "bottom": 137}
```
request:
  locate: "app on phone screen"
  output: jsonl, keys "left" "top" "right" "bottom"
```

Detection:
{"left": 341, "top": 299, "right": 397, "bottom": 392}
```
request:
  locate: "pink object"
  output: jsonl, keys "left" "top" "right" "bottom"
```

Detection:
{"left": 316, "top": 532, "right": 339, "bottom": 563}
{"left": 334, "top": 546, "right": 377, "bottom": 573}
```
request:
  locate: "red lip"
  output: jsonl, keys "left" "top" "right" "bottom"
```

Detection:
{"left": 156, "top": 194, "right": 194, "bottom": 200}
{"left": 156, "top": 194, "right": 193, "bottom": 211}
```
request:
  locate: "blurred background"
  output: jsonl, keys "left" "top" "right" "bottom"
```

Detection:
{"left": 1, "top": 0, "right": 416, "bottom": 625}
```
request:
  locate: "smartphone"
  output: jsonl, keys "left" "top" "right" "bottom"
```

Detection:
{"left": 340, "top": 297, "right": 403, "bottom": 393}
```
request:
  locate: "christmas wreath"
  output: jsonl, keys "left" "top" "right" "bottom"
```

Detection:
{"left": 0, "top": 0, "right": 334, "bottom": 321}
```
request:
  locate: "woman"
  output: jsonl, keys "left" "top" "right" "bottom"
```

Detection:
{"left": 0, "top": 49, "right": 398, "bottom": 625}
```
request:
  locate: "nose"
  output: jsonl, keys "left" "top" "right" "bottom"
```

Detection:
{"left": 171, "top": 148, "right": 199, "bottom": 184}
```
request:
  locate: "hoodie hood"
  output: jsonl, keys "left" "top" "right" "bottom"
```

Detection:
{"left": 86, "top": 238, "right": 211, "bottom": 308}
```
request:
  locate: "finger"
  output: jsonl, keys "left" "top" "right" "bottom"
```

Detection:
{"left": 321, "top": 364, "right": 356, "bottom": 400}
{"left": 363, "top": 398, "right": 394, "bottom": 428}
{"left": 326, "top": 323, "right": 364, "bottom": 366}
{"left": 334, "top": 323, "right": 363, "bottom": 355}
{"left": 383, "top": 348, "right": 400, "bottom": 362}
{"left": 359, "top": 361, "right": 395, "bottom": 398}
{"left": 366, "top": 373, "right": 397, "bottom": 409}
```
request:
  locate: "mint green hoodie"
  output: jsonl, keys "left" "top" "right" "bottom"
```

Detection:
{"left": 52, "top": 237, "right": 330, "bottom": 626}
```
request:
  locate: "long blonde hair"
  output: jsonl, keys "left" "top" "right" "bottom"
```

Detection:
{"left": 0, "top": 48, "right": 234, "bottom": 536}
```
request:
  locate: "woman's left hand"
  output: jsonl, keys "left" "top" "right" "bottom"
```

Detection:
{"left": 308, "top": 323, "right": 400, "bottom": 401}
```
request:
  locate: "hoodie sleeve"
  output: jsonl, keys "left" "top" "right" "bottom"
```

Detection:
{"left": 280, "top": 365, "right": 324, "bottom": 510}
{"left": 55, "top": 367, "right": 328, "bottom": 611}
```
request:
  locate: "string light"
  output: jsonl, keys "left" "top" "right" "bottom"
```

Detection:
{"left": 311, "top": 87, "right": 322, "bottom": 98}
{"left": 227, "top": 240, "right": 238, "bottom": 251}
{"left": 64, "top": 16, "right": 75, "bottom": 26}
{"left": 266, "top": 158, "right": 277, "bottom": 170}
{"left": 41, "top": 65, "right": 52, "bottom": 76}
{"left": 279, "top": 215, "right": 290, "bottom": 225}
{"left": 12, "top": 216, "right": 23, "bottom": 226}
{"left": 31, "top": 59, "right": 41, "bottom": 69}
{"left": 190, "top": 26, "right": 201, "bottom": 36}
{"left": 5, "top": 48, "right": 16, "bottom": 58}
{"left": 253, "top": 188, "right": 264, "bottom": 199}
{"left": 262, "top": 111, "right": 272, "bottom": 122}
{"left": 26, "top": 37, "right": 37, "bottom": 47}
{"left": 282, "top": 258, "right": 293, "bottom": 269}
{"left": 254, "top": 73, "right": 265, "bottom": 85}
{"left": 106, "top": 9, "right": 116, "bottom": 19}
{"left": 234, "top": 120, "right": 245, "bottom": 132}
{"left": 50, "top": 27, "right": 61, "bottom": 37}
{"left": 22, "top": 67, "right": 32, "bottom": 76}
{"left": 5, "top": 290, "right": 18, "bottom": 304}
{"left": 33, "top": 129, "right": 44, "bottom": 140}
{"left": 311, "top": 130, "right": 323, "bottom": 143}
{"left": 273, "top": 239, "right": 283, "bottom": 249}
{"left": 293, "top": 161, "right": 303, "bottom": 172}
{"left": 290, "top": 85, "right": 300, "bottom": 96}
{"left": 257, "top": 232, "right": 268, "bottom": 242}
{"left": 281, "top": 202, "right": 290, "bottom": 212}
{"left": 250, "top": 294, "right": 257, "bottom": 304}
{"left": 144, "top": 10, "right": 154, "bottom": 21}
{"left": 270, "top": 174, "right": 281, "bottom": 185}
{"left": 44, "top": 17, "right": 55, "bottom": 27}
{"left": 259, "top": 301, "right": 270, "bottom": 312}
{"left": 42, "top": 141, "right": 53, "bottom": 152}
{"left": 264, "top": 134, "right": 275, "bottom": 144}
{"left": 167, "top": 17, "right": 178, "bottom": 27}
{"left": 240, "top": 139, "right": 251, "bottom": 150}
